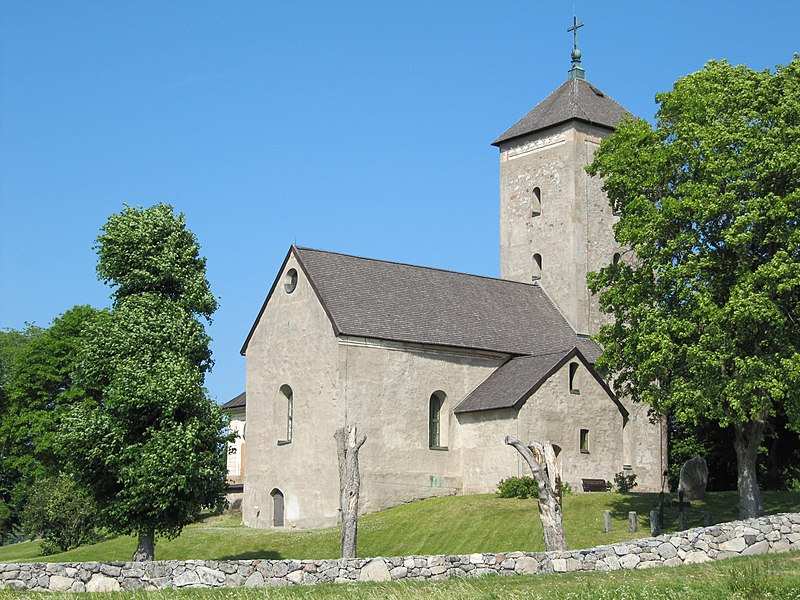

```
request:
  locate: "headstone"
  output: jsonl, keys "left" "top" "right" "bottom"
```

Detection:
{"left": 604, "top": 510, "right": 612, "bottom": 533}
{"left": 703, "top": 513, "right": 713, "bottom": 526}
{"left": 678, "top": 455, "right": 708, "bottom": 500}
{"left": 676, "top": 490, "right": 690, "bottom": 530}
{"left": 628, "top": 511, "right": 637, "bottom": 532}
{"left": 650, "top": 510, "right": 661, "bottom": 536}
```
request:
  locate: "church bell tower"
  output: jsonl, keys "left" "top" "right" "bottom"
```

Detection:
{"left": 493, "top": 18, "right": 629, "bottom": 336}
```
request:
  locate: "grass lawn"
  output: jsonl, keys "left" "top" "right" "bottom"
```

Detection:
{"left": 1, "top": 553, "right": 799, "bottom": 598}
{"left": 0, "top": 490, "right": 798, "bottom": 564}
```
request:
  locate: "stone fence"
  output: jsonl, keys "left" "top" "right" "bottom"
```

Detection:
{"left": 1, "top": 512, "right": 799, "bottom": 592}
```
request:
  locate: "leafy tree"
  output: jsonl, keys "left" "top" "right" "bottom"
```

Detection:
{"left": 21, "top": 474, "right": 98, "bottom": 555}
{"left": 61, "top": 204, "right": 229, "bottom": 561}
{"left": 587, "top": 58, "right": 800, "bottom": 518}
{"left": 0, "top": 325, "right": 40, "bottom": 541}
{"left": 0, "top": 309, "right": 101, "bottom": 543}
{"left": 0, "top": 500, "right": 10, "bottom": 545}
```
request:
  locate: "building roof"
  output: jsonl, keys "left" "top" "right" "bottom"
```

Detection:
{"left": 290, "top": 247, "right": 598, "bottom": 359}
{"left": 240, "top": 247, "right": 607, "bottom": 413}
{"left": 454, "top": 347, "right": 621, "bottom": 415}
{"left": 492, "top": 78, "right": 630, "bottom": 146}
{"left": 222, "top": 392, "right": 246, "bottom": 410}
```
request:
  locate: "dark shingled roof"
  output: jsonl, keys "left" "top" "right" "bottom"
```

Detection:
{"left": 454, "top": 351, "right": 568, "bottom": 413}
{"left": 492, "top": 78, "right": 630, "bottom": 146}
{"left": 292, "top": 247, "right": 595, "bottom": 358}
{"left": 239, "top": 247, "right": 608, "bottom": 413}
{"left": 223, "top": 392, "right": 246, "bottom": 410}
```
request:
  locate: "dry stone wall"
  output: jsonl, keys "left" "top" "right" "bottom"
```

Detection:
{"left": 2, "top": 513, "right": 799, "bottom": 592}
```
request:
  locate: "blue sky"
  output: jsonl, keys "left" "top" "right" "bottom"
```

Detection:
{"left": 2, "top": 1, "right": 798, "bottom": 404}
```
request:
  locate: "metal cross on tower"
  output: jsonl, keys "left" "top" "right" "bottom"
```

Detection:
{"left": 567, "top": 16, "right": 586, "bottom": 80}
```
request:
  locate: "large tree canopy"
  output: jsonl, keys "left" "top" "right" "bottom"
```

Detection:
{"left": 587, "top": 57, "right": 800, "bottom": 518}
{"left": 61, "top": 204, "right": 229, "bottom": 560}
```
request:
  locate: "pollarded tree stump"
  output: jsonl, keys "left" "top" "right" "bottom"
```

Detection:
{"left": 335, "top": 425, "right": 366, "bottom": 559}
{"left": 504, "top": 436, "right": 567, "bottom": 551}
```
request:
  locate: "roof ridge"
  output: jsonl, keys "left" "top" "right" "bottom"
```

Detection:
{"left": 294, "top": 245, "right": 543, "bottom": 290}
{"left": 515, "top": 349, "right": 574, "bottom": 359}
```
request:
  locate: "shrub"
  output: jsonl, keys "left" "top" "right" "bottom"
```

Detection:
{"left": 21, "top": 474, "right": 99, "bottom": 555}
{"left": 497, "top": 476, "right": 538, "bottom": 499}
{"left": 614, "top": 471, "right": 638, "bottom": 493}
{"left": 558, "top": 480, "right": 573, "bottom": 496}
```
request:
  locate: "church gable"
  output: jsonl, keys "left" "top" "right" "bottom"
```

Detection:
{"left": 455, "top": 346, "right": 624, "bottom": 417}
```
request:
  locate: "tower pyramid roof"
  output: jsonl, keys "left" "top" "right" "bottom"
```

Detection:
{"left": 492, "top": 78, "right": 630, "bottom": 146}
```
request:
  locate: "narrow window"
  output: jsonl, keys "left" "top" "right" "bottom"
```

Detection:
{"left": 531, "top": 187, "right": 542, "bottom": 217}
{"left": 278, "top": 385, "right": 293, "bottom": 445}
{"left": 569, "top": 362, "right": 580, "bottom": 394}
{"left": 429, "top": 392, "right": 446, "bottom": 449}
{"left": 532, "top": 253, "right": 542, "bottom": 281}
{"left": 271, "top": 489, "right": 285, "bottom": 526}
{"left": 613, "top": 253, "right": 621, "bottom": 265}
{"left": 580, "top": 429, "right": 590, "bottom": 454}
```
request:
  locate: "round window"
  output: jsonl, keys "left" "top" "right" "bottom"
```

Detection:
{"left": 284, "top": 268, "right": 298, "bottom": 293}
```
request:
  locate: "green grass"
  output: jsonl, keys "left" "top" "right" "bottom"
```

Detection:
{"left": 1, "top": 553, "right": 799, "bottom": 599}
{"left": 0, "top": 490, "right": 798, "bottom": 564}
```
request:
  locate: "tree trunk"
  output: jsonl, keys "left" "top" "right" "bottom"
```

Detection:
{"left": 334, "top": 425, "right": 366, "bottom": 559}
{"left": 132, "top": 529, "right": 155, "bottom": 561}
{"left": 734, "top": 419, "right": 765, "bottom": 519}
{"left": 505, "top": 435, "right": 567, "bottom": 551}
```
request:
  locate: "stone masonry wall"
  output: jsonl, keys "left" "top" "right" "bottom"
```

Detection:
{"left": 1, "top": 513, "right": 799, "bottom": 592}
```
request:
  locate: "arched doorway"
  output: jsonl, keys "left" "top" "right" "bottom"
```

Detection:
{"left": 270, "top": 488, "right": 284, "bottom": 527}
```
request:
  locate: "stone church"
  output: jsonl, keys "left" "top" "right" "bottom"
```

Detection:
{"left": 236, "top": 44, "right": 666, "bottom": 529}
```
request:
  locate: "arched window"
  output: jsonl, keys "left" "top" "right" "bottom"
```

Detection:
{"left": 531, "top": 187, "right": 542, "bottom": 217}
{"left": 271, "top": 488, "right": 284, "bottom": 526}
{"left": 284, "top": 268, "right": 298, "bottom": 293}
{"left": 429, "top": 391, "right": 447, "bottom": 449}
{"left": 532, "top": 254, "right": 542, "bottom": 281}
{"left": 278, "top": 385, "right": 293, "bottom": 445}
{"left": 569, "top": 362, "right": 580, "bottom": 394}
{"left": 613, "top": 253, "right": 621, "bottom": 265}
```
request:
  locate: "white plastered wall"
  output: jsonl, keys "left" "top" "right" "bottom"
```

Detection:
{"left": 242, "top": 252, "right": 342, "bottom": 529}
{"left": 457, "top": 358, "right": 626, "bottom": 493}
{"left": 339, "top": 338, "right": 504, "bottom": 514}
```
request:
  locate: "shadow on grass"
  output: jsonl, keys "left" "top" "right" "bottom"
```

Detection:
{"left": 605, "top": 490, "right": 800, "bottom": 535}
{"left": 217, "top": 550, "right": 284, "bottom": 560}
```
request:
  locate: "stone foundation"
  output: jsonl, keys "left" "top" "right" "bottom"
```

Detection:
{"left": 1, "top": 513, "right": 799, "bottom": 592}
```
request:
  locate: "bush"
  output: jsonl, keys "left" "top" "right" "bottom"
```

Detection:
{"left": 21, "top": 474, "right": 99, "bottom": 555}
{"left": 497, "top": 476, "right": 538, "bottom": 498}
{"left": 497, "top": 476, "right": 575, "bottom": 499}
{"left": 614, "top": 471, "right": 638, "bottom": 493}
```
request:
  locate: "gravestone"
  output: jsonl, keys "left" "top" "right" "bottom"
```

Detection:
{"left": 678, "top": 455, "right": 708, "bottom": 500}
{"left": 628, "top": 511, "right": 637, "bottom": 532}
{"left": 650, "top": 510, "right": 661, "bottom": 536}
{"left": 676, "top": 491, "right": 690, "bottom": 530}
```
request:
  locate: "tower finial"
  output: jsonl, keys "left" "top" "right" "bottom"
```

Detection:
{"left": 567, "top": 16, "right": 585, "bottom": 80}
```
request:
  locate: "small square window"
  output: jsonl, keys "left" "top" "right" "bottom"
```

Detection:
{"left": 580, "top": 429, "right": 589, "bottom": 453}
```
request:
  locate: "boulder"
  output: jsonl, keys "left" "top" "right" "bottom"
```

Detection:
{"left": 359, "top": 559, "right": 391, "bottom": 582}
{"left": 678, "top": 456, "right": 708, "bottom": 500}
